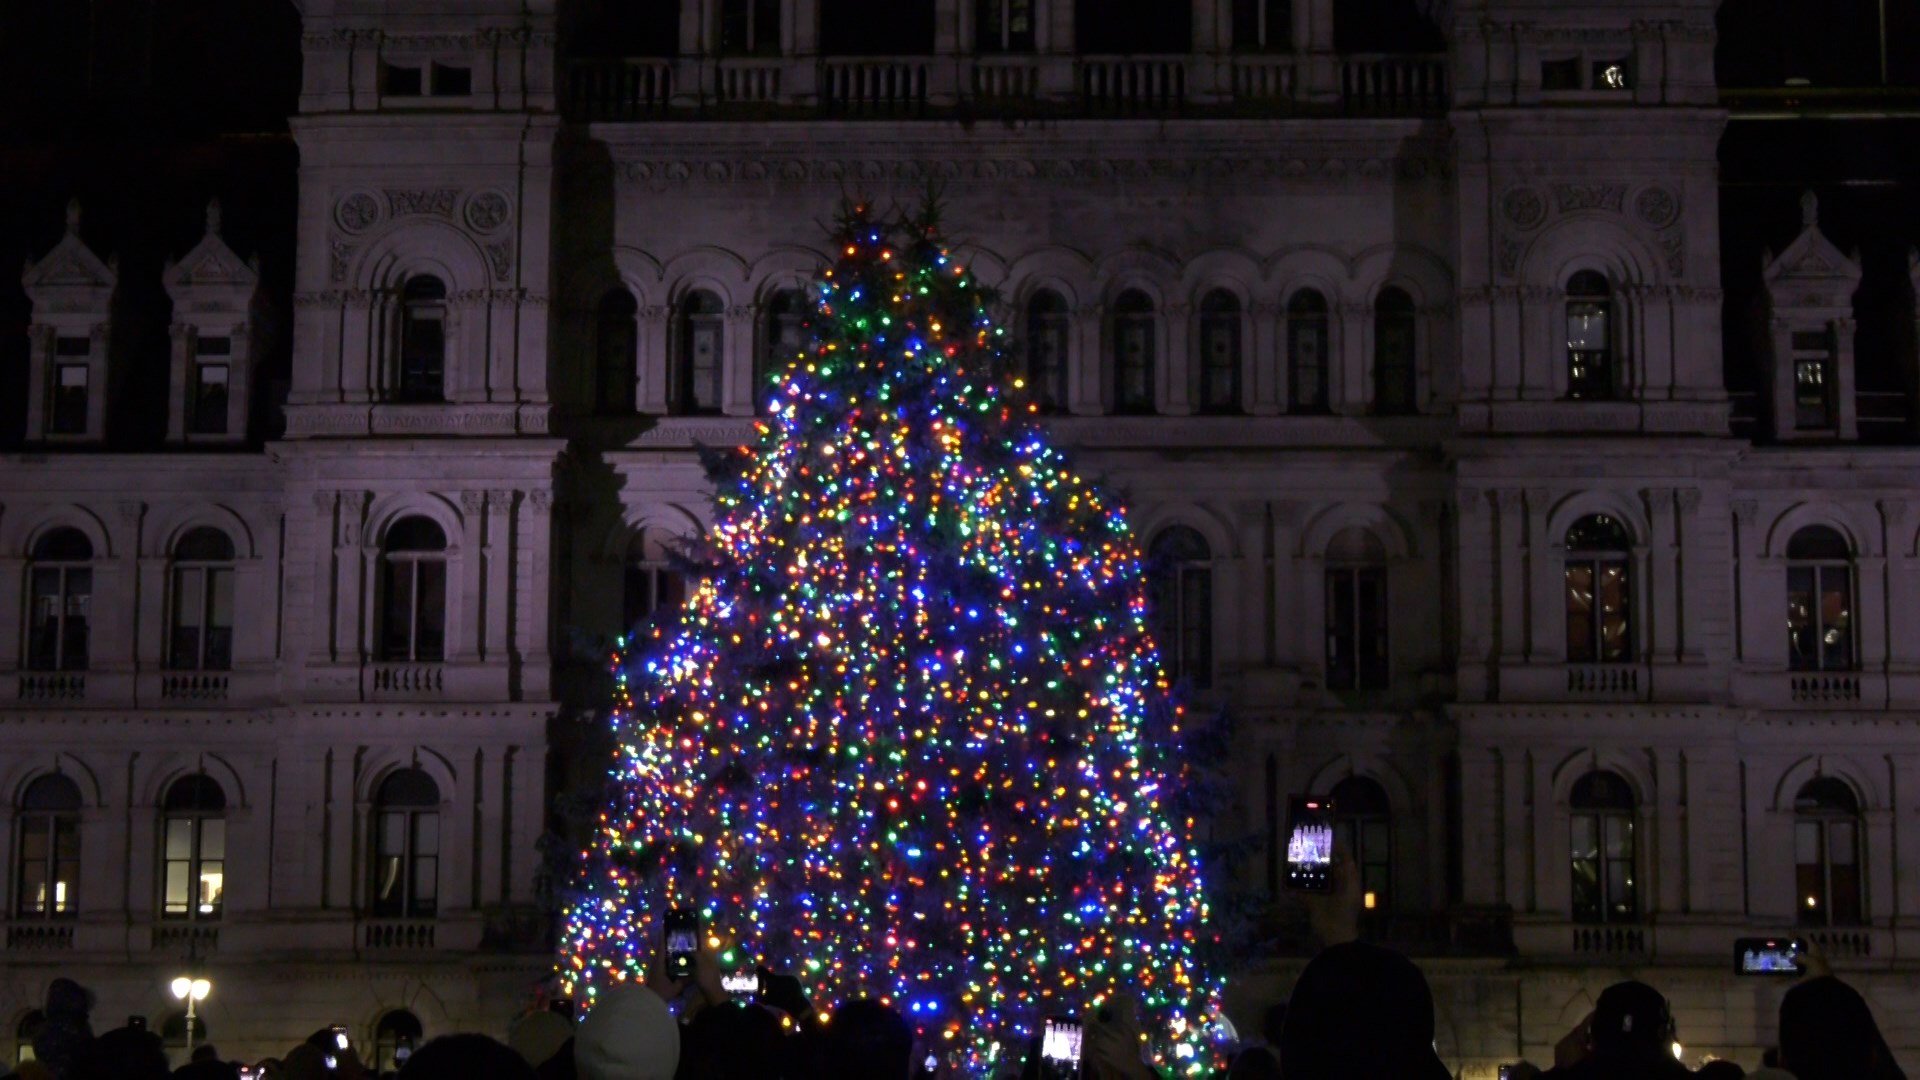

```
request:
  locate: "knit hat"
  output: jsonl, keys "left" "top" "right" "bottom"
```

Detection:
{"left": 1279, "top": 941, "right": 1452, "bottom": 1080}
{"left": 510, "top": 1010, "right": 575, "bottom": 1070}
{"left": 576, "top": 986, "right": 680, "bottom": 1080}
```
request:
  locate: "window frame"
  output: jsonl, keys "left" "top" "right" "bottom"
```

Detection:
{"left": 596, "top": 290, "right": 639, "bottom": 416}
{"left": 975, "top": 0, "right": 1036, "bottom": 52}
{"left": 678, "top": 291, "right": 727, "bottom": 415}
{"left": 722, "top": 0, "right": 786, "bottom": 56}
{"left": 1787, "top": 526, "right": 1855, "bottom": 673}
{"left": 188, "top": 360, "right": 232, "bottom": 436}
{"left": 1111, "top": 291, "right": 1157, "bottom": 416}
{"left": 1372, "top": 287, "right": 1417, "bottom": 416}
{"left": 1325, "top": 562, "right": 1389, "bottom": 692}
{"left": 49, "top": 362, "right": 90, "bottom": 436}
{"left": 1287, "top": 290, "right": 1331, "bottom": 414}
{"left": 1794, "top": 779, "right": 1863, "bottom": 927}
{"left": 1564, "top": 270, "right": 1615, "bottom": 401}
{"left": 370, "top": 771, "right": 441, "bottom": 919}
{"left": 1790, "top": 328, "right": 1837, "bottom": 431}
{"left": 1149, "top": 527, "right": 1213, "bottom": 690}
{"left": 1330, "top": 776, "right": 1392, "bottom": 912}
{"left": 760, "top": 289, "right": 807, "bottom": 414}
{"left": 1564, "top": 515, "right": 1634, "bottom": 664}
{"left": 1231, "top": 0, "right": 1292, "bottom": 52}
{"left": 14, "top": 776, "right": 82, "bottom": 921}
{"left": 159, "top": 776, "right": 226, "bottom": 922}
{"left": 167, "top": 529, "right": 236, "bottom": 673}
{"left": 1569, "top": 771, "right": 1638, "bottom": 924}
{"left": 623, "top": 533, "right": 689, "bottom": 634}
{"left": 396, "top": 276, "right": 448, "bottom": 404}
{"left": 1024, "top": 290, "right": 1072, "bottom": 414}
{"left": 26, "top": 529, "right": 93, "bottom": 673}
{"left": 1196, "top": 290, "right": 1243, "bottom": 415}
{"left": 378, "top": 519, "right": 449, "bottom": 665}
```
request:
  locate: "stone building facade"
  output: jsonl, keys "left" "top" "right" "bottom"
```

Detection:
{"left": 2, "top": 0, "right": 1919, "bottom": 1073}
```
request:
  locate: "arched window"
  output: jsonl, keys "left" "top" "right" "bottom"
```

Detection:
{"left": 1024, "top": 290, "right": 1071, "bottom": 413}
{"left": 1149, "top": 527, "right": 1212, "bottom": 689}
{"left": 976, "top": 0, "right": 1035, "bottom": 51}
{"left": 1111, "top": 290, "right": 1156, "bottom": 415}
{"left": 1565, "top": 515, "right": 1633, "bottom": 663}
{"left": 1788, "top": 526, "right": 1854, "bottom": 672}
{"left": 371, "top": 769, "right": 440, "bottom": 917}
{"left": 1570, "top": 770, "right": 1637, "bottom": 923}
{"left": 623, "top": 529, "right": 688, "bottom": 633}
{"left": 1232, "top": 0, "right": 1292, "bottom": 51}
{"left": 1196, "top": 290, "right": 1243, "bottom": 414}
{"left": 373, "top": 1010, "right": 425, "bottom": 1073}
{"left": 1325, "top": 528, "right": 1388, "bottom": 691}
{"left": 677, "top": 291, "right": 726, "bottom": 415}
{"left": 397, "top": 276, "right": 447, "bottom": 403}
{"left": 160, "top": 775, "right": 226, "bottom": 921}
{"left": 1565, "top": 270, "right": 1615, "bottom": 400}
{"left": 380, "top": 518, "right": 448, "bottom": 664}
{"left": 1287, "top": 290, "right": 1331, "bottom": 414}
{"left": 760, "top": 289, "right": 807, "bottom": 413}
{"left": 1372, "top": 287, "right": 1417, "bottom": 415}
{"left": 167, "top": 528, "right": 235, "bottom": 672}
{"left": 16, "top": 1010, "right": 45, "bottom": 1065}
{"left": 15, "top": 774, "right": 82, "bottom": 919}
{"left": 1330, "top": 776, "right": 1391, "bottom": 911}
{"left": 721, "top": 0, "right": 783, "bottom": 55}
{"left": 1795, "top": 777, "right": 1863, "bottom": 927}
{"left": 26, "top": 528, "right": 93, "bottom": 673}
{"left": 596, "top": 290, "right": 638, "bottom": 415}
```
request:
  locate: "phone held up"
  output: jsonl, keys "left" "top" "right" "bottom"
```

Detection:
{"left": 721, "top": 969, "right": 761, "bottom": 1002}
{"left": 1735, "top": 936, "right": 1805, "bottom": 976}
{"left": 665, "top": 907, "right": 700, "bottom": 981}
{"left": 1038, "top": 1015, "right": 1084, "bottom": 1080}
{"left": 1285, "top": 795, "right": 1335, "bottom": 893}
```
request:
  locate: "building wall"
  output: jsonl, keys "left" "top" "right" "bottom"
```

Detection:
{"left": 3, "top": 0, "right": 1919, "bottom": 1073}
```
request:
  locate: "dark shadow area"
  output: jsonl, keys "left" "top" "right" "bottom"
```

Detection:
{"left": 1716, "top": 0, "right": 1920, "bottom": 88}
{"left": 1076, "top": 0, "right": 1193, "bottom": 54}
{"left": 1333, "top": 0, "right": 1443, "bottom": 53}
{"left": 565, "top": 0, "right": 682, "bottom": 58}
{"left": 820, "top": 0, "right": 936, "bottom": 54}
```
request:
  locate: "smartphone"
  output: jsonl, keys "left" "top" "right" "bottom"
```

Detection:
{"left": 1038, "top": 1016, "right": 1083, "bottom": 1080}
{"left": 721, "top": 970, "right": 761, "bottom": 1001}
{"left": 1735, "top": 936, "right": 1804, "bottom": 976}
{"left": 665, "top": 907, "right": 699, "bottom": 981}
{"left": 238, "top": 1069, "right": 260, "bottom": 1080}
{"left": 1498, "top": 1067, "right": 1519, "bottom": 1080}
{"left": 1285, "top": 795, "right": 1335, "bottom": 892}
{"left": 330, "top": 1024, "right": 351, "bottom": 1051}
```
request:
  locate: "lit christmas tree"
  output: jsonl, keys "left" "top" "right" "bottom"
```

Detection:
{"left": 558, "top": 203, "right": 1225, "bottom": 1074}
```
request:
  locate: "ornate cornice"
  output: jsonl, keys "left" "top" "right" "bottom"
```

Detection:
{"left": 615, "top": 152, "right": 1452, "bottom": 190}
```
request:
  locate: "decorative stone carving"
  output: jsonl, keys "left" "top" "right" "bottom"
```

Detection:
{"left": 464, "top": 191, "right": 512, "bottom": 234}
{"left": 334, "top": 192, "right": 383, "bottom": 234}
{"left": 1554, "top": 184, "right": 1626, "bottom": 214}
{"left": 484, "top": 242, "right": 514, "bottom": 282}
{"left": 1731, "top": 499, "right": 1758, "bottom": 525}
{"left": 386, "top": 188, "right": 460, "bottom": 218}
{"left": 1676, "top": 489, "right": 1703, "bottom": 515}
{"left": 329, "top": 238, "right": 356, "bottom": 283}
{"left": 616, "top": 153, "right": 1451, "bottom": 190}
{"left": 1500, "top": 187, "right": 1547, "bottom": 230}
{"left": 460, "top": 491, "right": 486, "bottom": 514}
{"left": 1634, "top": 186, "right": 1680, "bottom": 228}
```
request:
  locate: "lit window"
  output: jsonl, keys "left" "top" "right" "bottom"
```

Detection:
{"left": 1325, "top": 528, "right": 1388, "bottom": 691}
{"left": 597, "top": 290, "right": 638, "bottom": 415}
{"left": 371, "top": 770, "right": 440, "bottom": 918}
{"left": 1111, "top": 290, "right": 1156, "bottom": 415}
{"left": 1149, "top": 527, "right": 1212, "bottom": 689}
{"left": 1794, "top": 778, "right": 1862, "bottom": 927}
{"left": 1787, "top": 526, "right": 1853, "bottom": 672}
{"left": 1196, "top": 290, "right": 1243, "bottom": 414}
{"left": 1791, "top": 329, "right": 1836, "bottom": 430}
{"left": 1594, "top": 58, "right": 1632, "bottom": 90}
{"left": 15, "top": 775, "right": 82, "bottom": 919}
{"left": 1373, "top": 287, "right": 1416, "bottom": 415}
{"left": 168, "top": 528, "right": 236, "bottom": 672}
{"left": 1570, "top": 771, "right": 1637, "bottom": 924}
{"left": 1565, "top": 271, "right": 1615, "bottom": 400}
{"left": 976, "top": 0, "right": 1035, "bottom": 52}
{"left": 160, "top": 775, "right": 226, "bottom": 921}
{"left": 397, "top": 277, "right": 447, "bottom": 403}
{"left": 678, "top": 291, "right": 726, "bottom": 415}
{"left": 380, "top": 518, "right": 448, "bottom": 663}
{"left": 1565, "top": 515, "right": 1632, "bottom": 663}
{"left": 1287, "top": 290, "right": 1330, "bottom": 414}
{"left": 27, "top": 528, "right": 93, "bottom": 673}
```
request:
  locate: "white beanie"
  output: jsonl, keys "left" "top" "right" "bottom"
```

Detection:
{"left": 576, "top": 985, "right": 681, "bottom": 1080}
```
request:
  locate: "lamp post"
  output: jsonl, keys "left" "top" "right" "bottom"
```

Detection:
{"left": 169, "top": 974, "right": 211, "bottom": 1053}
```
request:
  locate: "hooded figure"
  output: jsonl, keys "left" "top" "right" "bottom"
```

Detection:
{"left": 1279, "top": 942, "right": 1452, "bottom": 1080}
{"left": 1777, "top": 976, "right": 1907, "bottom": 1080}
{"left": 574, "top": 986, "right": 680, "bottom": 1080}
{"left": 31, "top": 980, "right": 95, "bottom": 1080}
{"left": 1541, "top": 981, "right": 1693, "bottom": 1080}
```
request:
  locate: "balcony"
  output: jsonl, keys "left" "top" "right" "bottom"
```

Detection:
{"left": 151, "top": 923, "right": 219, "bottom": 952}
{"left": 159, "top": 672, "right": 230, "bottom": 704}
{"left": 1571, "top": 925, "right": 1648, "bottom": 958}
{"left": 1565, "top": 663, "right": 1643, "bottom": 701}
{"left": 362, "top": 919, "right": 437, "bottom": 952}
{"left": 6, "top": 922, "right": 75, "bottom": 950}
{"left": 17, "top": 672, "right": 85, "bottom": 703}
{"left": 566, "top": 52, "right": 1446, "bottom": 121}
{"left": 369, "top": 663, "right": 445, "bottom": 699}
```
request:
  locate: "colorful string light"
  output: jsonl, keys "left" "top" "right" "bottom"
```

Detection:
{"left": 558, "top": 205, "right": 1224, "bottom": 1075}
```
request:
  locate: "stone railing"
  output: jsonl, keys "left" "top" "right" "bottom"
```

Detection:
{"left": 6, "top": 922, "right": 76, "bottom": 950}
{"left": 1229, "top": 55, "right": 1301, "bottom": 103}
{"left": 151, "top": 923, "right": 219, "bottom": 952}
{"left": 362, "top": 919, "right": 437, "bottom": 951}
{"left": 1572, "top": 925, "right": 1647, "bottom": 956}
{"left": 568, "top": 59, "right": 675, "bottom": 119}
{"left": 968, "top": 57, "right": 1042, "bottom": 102}
{"left": 160, "top": 672, "right": 230, "bottom": 703}
{"left": 819, "top": 59, "right": 928, "bottom": 116}
{"left": 18, "top": 672, "right": 86, "bottom": 703}
{"left": 1566, "top": 663, "right": 1641, "bottom": 698}
{"left": 1080, "top": 56, "right": 1187, "bottom": 113}
{"left": 717, "top": 58, "right": 783, "bottom": 105}
{"left": 369, "top": 663, "right": 445, "bottom": 698}
{"left": 1804, "top": 927, "right": 1874, "bottom": 959}
{"left": 1790, "top": 672, "right": 1862, "bottom": 704}
{"left": 1340, "top": 54, "right": 1448, "bottom": 113}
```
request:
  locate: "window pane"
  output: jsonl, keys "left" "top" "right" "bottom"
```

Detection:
{"left": 199, "top": 858, "right": 224, "bottom": 915}
{"left": 382, "top": 563, "right": 416, "bottom": 660}
{"left": 1116, "top": 318, "right": 1153, "bottom": 412}
{"left": 165, "top": 818, "right": 194, "bottom": 860}
{"left": 1819, "top": 567, "right": 1852, "bottom": 670}
{"left": 1597, "top": 563, "right": 1631, "bottom": 661}
{"left": 1603, "top": 815, "right": 1633, "bottom": 859}
{"left": 1357, "top": 568, "right": 1388, "bottom": 689}
{"left": 53, "top": 818, "right": 79, "bottom": 859}
{"left": 20, "top": 861, "right": 48, "bottom": 915}
{"left": 1290, "top": 319, "right": 1327, "bottom": 412}
{"left": 413, "top": 812, "right": 440, "bottom": 856}
{"left": 164, "top": 862, "right": 191, "bottom": 914}
{"left": 61, "top": 570, "right": 90, "bottom": 671}
{"left": 1326, "top": 569, "right": 1356, "bottom": 691}
{"left": 1830, "top": 862, "right": 1862, "bottom": 924}
{"left": 200, "top": 819, "right": 226, "bottom": 861}
{"left": 28, "top": 568, "right": 62, "bottom": 671}
{"left": 191, "top": 364, "right": 230, "bottom": 435}
{"left": 380, "top": 812, "right": 407, "bottom": 856}
{"left": 1794, "top": 820, "right": 1822, "bottom": 864}
{"left": 1566, "top": 563, "right": 1596, "bottom": 662}
{"left": 1796, "top": 860, "right": 1827, "bottom": 924}
{"left": 1828, "top": 821, "right": 1856, "bottom": 866}
{"left": 1606, "top": 858, "right": 1635, "bottom": 917}
{"left": 1567, "top": 302, "right": 1609, "bottom": 352}
{"left": 415, "top": 562, "right": 446, "bottom": 662}
{"left": 687, "top": 320, "right": 724, "bottom": 412}
{"left": 376, "top": 857, "right": 403, "bottom": 908}
{"left": 1570, "top": 815, "right": 1598, "bottom": 860}
{"left": 206, "top": 569, "right": 234, "bottom": 670}
{"left": 1787, "top": 566, "right": 1818, "bottom": 669}
{"left": 51, "top": 364, "right": 89, "bottom": 434}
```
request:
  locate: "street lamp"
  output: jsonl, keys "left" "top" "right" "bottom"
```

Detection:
{"left": 169, "top": 975, "right": 211, "bottom": 1052}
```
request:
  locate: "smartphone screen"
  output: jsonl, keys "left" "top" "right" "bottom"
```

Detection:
{"left": 1735, "top": 937, "right": 1804, "bottom": 976}
{"left": 1286, "top": 796, "right": 1335, "bottom": 892}
{"left": 721, "top": 970, "right": 760, "bottom": 1001}
{"left": 665, "top": 908, "right": 699, "bottom": 981}
{"left": 1038, "top": 1016, "right": 1083, "bottom": 1080}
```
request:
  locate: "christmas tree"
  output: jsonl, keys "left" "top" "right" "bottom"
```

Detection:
{"left": 558, "top": 203, "right": 1225, "bottom": 1074}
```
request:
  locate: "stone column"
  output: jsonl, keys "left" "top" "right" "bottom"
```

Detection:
{"left": 325, "top": 748, "right": 355, "bottom": 910}
{"left": 1729, "top": 499, "right": 1759, "bottom": 664}
{"left": 477, "top": 748, "right": 508, "bottom": 906}
{"left": 1161, "top": 301, "right": 1193, "bottom": 416}
{"left": 723, "top": 304, "right": 758, "bottom": 417}
{"left": 517, "top": 492, "right": 555, "bottom": 698}
{"left": 166, "top": 324, "right": 191, "bottom": 441}
{"left": 0, "top": 555, "right": 23, "bottom": 676}
{"left": 1459, "top": 744, "right": 1503, "bottom": 906}
{"left": 1455, "top": 488, "right": 1493, "bottom": 699}
{"left": 1892, "top": 753, "right": 1920, "bottom": 929}
{"left": 1070, "top": 303, "right": 1104, "bottom": 416}
{"left": 444, "top": 756, "right": 476, "bottom": 913}
{"left": 1525, "top": 488, "right": 1557, "bottom": 664}
{"left": 508, "top": 743, "right": 545, "bottom": 905}
{"left": 1270, "top": 501, "right": 1303, "bottom": 670}
{"left": 1644, "top": 487, "right": 1679, "bottom": 664}
{"left": 1249, "top": 301, "right": 1281, "bottom": 415}
{"left": 1494, "top": 490, "right": 1527, "bottom": 672}
{"left": 454, "top": 492, "right": 486, "bottom": 664}
{"left": 1675, "top": 489, "right": 1707, "bottom": 664}
{"left": 135, "top": 554, "right": 168, "bottom": 673}
{"left": 1654, "top": 747, "right": 1685, "bottom": 914}
{"left": 1338, "top": 300, "right": 1368, "bottom": 416}
{"left": 483, "top": 491, "right": 514, "bottom": 662}
{"left": 637, "top": 304, "right": 672, "bottom": 414}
